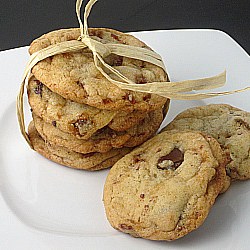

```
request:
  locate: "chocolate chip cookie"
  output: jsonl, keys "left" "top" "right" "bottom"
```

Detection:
{"left": 162, "top": 104, "right": 250, "bottom": 180}
{"left": 103, "top": 131, "right": 228, "bottom": 240}
{"left": 32, "top": 108, "right": 164, "bottom": 154}
{"left": 109, "top": 99, "right": 170, "bottom": 131}
{"left": 29, "top": 28, "right": 168, "bottom": 111}
{"left": 28, "top": 75, "right": 160, "bottom": 135}
{"left": 28, "top": 75, "right": 116, "bottom": 139}
{"left": 108, "top": 110, "right": 147, "bottom": 132}
{"left": 28, "top": 122, "right": 131, "bottom": 171}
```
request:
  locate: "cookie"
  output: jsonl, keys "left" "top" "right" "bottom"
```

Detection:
{"left": 29, "top": 28, "right": 168, "bottom": 111}
{"left": 28, "top": 76, "right": 154, "bottom": 135}
{"left": 28, "top": 75, "right": 116, "bottom": 139}
{"left": 162, "top": 104, "right": 250, "bottom": 180}
{"left": 28, "top": 122, "right": 131, "bottom": 171}
{"left": 103, "top": 131, "right": 228, "bottom": 241}
{"left": 32, "top": 108, "right": 164, "bottom": 154}
{"left": 108, "top": 110, "right": 147, "bottom": 132}
{"left": 110, "top": 99, "right": 170, "bottom": 132}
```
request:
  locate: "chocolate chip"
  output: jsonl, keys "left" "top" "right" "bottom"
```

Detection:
{"left": 225, "top": 152, "right": 232, "bottom": 165}
{"left": 134, "top": 157, "right": 140, "bottom": 164}
{"left": 74, "top": 119, "right": 87, "bottom": 127}
{"left": 34, "top": 81, "right": 43, "bottom": 97}
{"left": 140, "top": 194, "right": 145, "bottom": 198}
{"left": 176, "top": 225, "right": 183, "bottom": 231}
{"left": 122, "top": 93, "right": 129, "bottom": 100}
{"left": 119, "top": 224, "right": 133, "bottom": 230}
{"left": 140, "top": 62, "right": 146, "bottom": 68}
{"left": 136, "top": 75, "right": 147, "bottom": 84}
{"left": 236, "top": 119, "right": 250, "bottom": 130}
{"left": 113, "top": 56, "right": 123, "bottom": 66}
{"left": 226, "top": 168, "right": 231, "bottom": 175}
{"left": 157, "top": 148, "right": 184, "bottom": 170}
{"left": 52, "top": 121, "right": 57, "bottom": 127}
{"left": 143, "top": 93, "right": 151, "bottom": 101}
{"left": 76, "top": 80, "right": 85, "bottom": 88}
{"left": 73, "top": 118, "right": 92, "bottom": 130}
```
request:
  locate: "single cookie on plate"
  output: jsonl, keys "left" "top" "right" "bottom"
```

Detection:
{"left": 103, "top": 131, "right": 228, "bottom": 241}
{"left": 29, "top": 28, "right": 168, "bottom": 111}
{"left": 28, "top": 122, "right": 131, "bottom": 171}
{"left": 162, "top": 104, "right": 250, "bottom": 180}
{"left": 32, "top": 108, "right": 164, "bottom": 154}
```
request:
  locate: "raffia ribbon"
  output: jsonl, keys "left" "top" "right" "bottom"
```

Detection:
{"left": 17, "top": 0, "right": 250, "bottom": 148}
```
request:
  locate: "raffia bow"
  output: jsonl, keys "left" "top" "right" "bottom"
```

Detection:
{"left": 17, "top": 0, "right": 250, "bottom": 148}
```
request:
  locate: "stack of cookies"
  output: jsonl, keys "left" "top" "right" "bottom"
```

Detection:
{"left": 27, "top": 28, "right": 169, "bottom": 170}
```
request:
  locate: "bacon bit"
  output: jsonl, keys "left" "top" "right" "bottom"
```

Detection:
{"left": 129, "top": 94, "right": 136, "bottom": 104}
{"left": 62, "top": 53, "right": 73, "bottom": 59}
{"left": 119, "top": 224, "right": 133, "bottom": 230}
{"left": 90, "top": 30, "right": 103, "bottom": 39}
{"left": 134, "top": 156, "right": 141, "bottom": 164}
{"left": 103, "top": 98, "right": 112, "bottom": 104}
{"left": 111, "top": 34, "right": 119, "bottom": 41}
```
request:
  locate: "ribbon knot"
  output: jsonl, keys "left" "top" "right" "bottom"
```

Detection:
{"left": 80, "top": 35, "right": 112, "bottom": 58}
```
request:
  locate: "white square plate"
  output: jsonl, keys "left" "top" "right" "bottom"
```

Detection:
{"left": 0, "top": 29, "right": 249, "bottom": 249}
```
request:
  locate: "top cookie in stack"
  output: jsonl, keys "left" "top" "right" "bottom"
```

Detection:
{"left": 27, "top": 28, "right": 169, "bottom": 170}
{"left": 29, "top": 28, "right": 168, "bottom": 111}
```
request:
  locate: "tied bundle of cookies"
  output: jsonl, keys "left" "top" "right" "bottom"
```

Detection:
{"left": 26, "top": 27, "right": 169, "bottom": 171}
{"left": 18, "top": 0, "right": 230, "bottom": 171}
